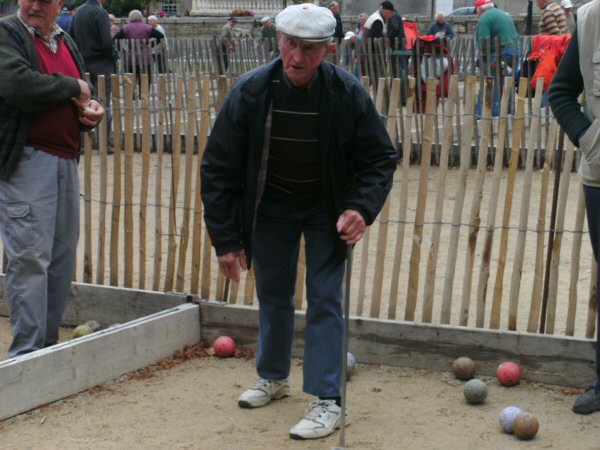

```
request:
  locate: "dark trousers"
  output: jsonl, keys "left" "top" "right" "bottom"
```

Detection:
{"left": 583, "top": 184, "right": 600, "bottom": 381}
{"left": 252, "top": 200, "right": 345, "bottom": 397}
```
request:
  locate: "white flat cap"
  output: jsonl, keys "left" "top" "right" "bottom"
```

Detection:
{"left": 148, "top": 15, "right": 158, "bottom": 21}
{"left": 275, "top": 3, "right": 336, "bottom": 42}
{"left": 261, "top": 16, "right": 270, "bottom": 23}
{"left": 560, "top": 0, "right": 573, "bottom": 7}
{"left": 344, "top": 31, "right": 355, "bottom": 40}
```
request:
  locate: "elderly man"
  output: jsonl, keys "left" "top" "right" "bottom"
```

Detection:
{"left": 549, "top": 0, "right": 600, "bottom": 416}
{"left": 427, "top": 12, "right": 455, "bottom": 40}
{"left": 219, "top": 15, "right": 236, "bottom": 71}
{"left": 538, "top": 0, "right": 569, "bottom": 35}
{"left": 259, "top": 15, "right": 278, "bottom": 58}
{"left": 0, "top": 0, "right": 104, "bottom": 356}
{"left": 201, "top": 3, "right": 396, "bottom": 441}
{"left": 330, "top": 1, "right": 343, "bottom": 44}
{"left": 148, "top": 14, "right": 167, "bottom": 73}
{"left": 113, "top": 10, "right": 164, "bottom": 95}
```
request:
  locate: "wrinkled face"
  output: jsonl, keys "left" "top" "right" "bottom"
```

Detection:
{"left": 359, "top": 15, "right": 367, "bottom": 26}
{"left": 278, "top": 33, "right": 334, "bottom": 88}
{"left": 437, "top": 14, "right": 446, "bottom": 24}
{"left": 536, "top": 0, "right": 546, "bottom": 8}
{"left": 19, "top": 0, "right": 60, "bottom": 37}
{"left": 330, "top": 3, "right": 339, "bottom": 15}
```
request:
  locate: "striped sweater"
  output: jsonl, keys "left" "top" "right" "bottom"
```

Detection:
{"left": 540, "top": 1, "right": 568, "bottom": 35}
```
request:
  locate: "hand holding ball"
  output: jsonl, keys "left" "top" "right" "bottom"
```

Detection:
{"left": 213, "top": 336, "right": 236, "bottom": 357}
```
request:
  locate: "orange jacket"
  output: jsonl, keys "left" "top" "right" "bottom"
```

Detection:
{"left": 529, "top": 34, "right": 571, "bottom": 91}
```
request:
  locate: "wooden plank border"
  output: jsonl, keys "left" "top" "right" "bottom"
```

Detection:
{"left": 0, "top": 303, "right": 200, "bottom": 421}
{"left": 0, "top": 278, "right": 193, "bottom": 327}
{"left": 199, "top": 301, "right": 596, "bottom": 388}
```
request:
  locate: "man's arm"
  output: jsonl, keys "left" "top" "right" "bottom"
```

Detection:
{"left": 200, "top": 85, "right": 248, "bottom": 257}
{"left": 548, "top": 27, "right": 589, "bottom": 147}
{"left": 0, "top": 26, "right": 82, "bottom": 113}
{"left": 344, "top": 84, "right": 398, "bottom": 226}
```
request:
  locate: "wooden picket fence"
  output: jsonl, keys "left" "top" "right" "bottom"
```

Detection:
{"left": 65, "top": 65, "right": 597, "bottom": 345}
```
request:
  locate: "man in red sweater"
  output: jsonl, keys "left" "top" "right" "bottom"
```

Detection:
{"left": 0, "top": 0, "right": 104, "bottom": 356}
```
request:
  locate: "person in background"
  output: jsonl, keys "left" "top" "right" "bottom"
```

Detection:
{"left": 147, "top": 14, "right": 167, "bottom": 73}
{"left": 561, "top": 0, "right": 576, "bottom": 33}
{"left": 427, "top": 12, "right": 455, "bottom": 41}
{"left": 330, "top": 1, "right": 343, "bottom": 44}
{"left": 70, "top": 0, "right": 115, "bottom": 152}
{"left": 474, "top": 0, "right": 519, "bottom": 116}
{"left": 380, "top": 1, "right": 405, "bottom": 79}
{"left": 548, "top": 0, "right": 600, "bottom": 416}
{"left": 363, "top": 2, "right": 388, "bottom": 90}
{"left": 537, "top": 0, "right": 568, "bottom": 35}
{"left": 355, "top": 12, "right": 368, "bottom": 39}
{"left": 108, "top": 13, "right": 120, "bottom": 37}
{"left": 0, "top": 0, "right": 104, "bottom": 357}
{"left": 201, "top": 3, "right": 396, "bottom": 441}
{"left": 55, "top": 2, "right": 74, "bottom": 32}
{"left": 259, "top": 16, "right": 278, "bottom": 59}
{"left": 220, "top": 16, "right": 236, "bottom": 71}
{"left": 113, "top": 10, "right": 163, "bottom": 94}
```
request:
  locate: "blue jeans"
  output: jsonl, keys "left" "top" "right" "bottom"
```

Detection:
{"left": 252, "top": 200, "right": 345, "bottom": 397}
{"left": 583, "top": 185, "right": 600, "bottom": 381}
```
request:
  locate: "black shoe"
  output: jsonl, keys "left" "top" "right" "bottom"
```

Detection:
{"left": 107, "top": 146, "right": 114, "bottom": 155}
{"left": 573, "top": 386, "right": 600, "bottom": 414}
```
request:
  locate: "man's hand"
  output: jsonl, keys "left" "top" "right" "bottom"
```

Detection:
{"left": 218, "top": 250, "right": 247, "bottom": 283}
{"left": 336, "top": 209, "right": 366, "bottom": 245}
{"left": 75, "top": 79, "right": 92, "bottom": 106}
{"left": 76, "top": 99, "right": 105, "bottom": 127}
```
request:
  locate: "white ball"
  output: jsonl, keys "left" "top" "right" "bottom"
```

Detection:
{"left": 499, "top": 405, "right": 523, "bottom": 433}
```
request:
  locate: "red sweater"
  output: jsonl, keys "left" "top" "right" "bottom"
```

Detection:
{"left": 26, "top": 38, "right": 81, "bottom": 158}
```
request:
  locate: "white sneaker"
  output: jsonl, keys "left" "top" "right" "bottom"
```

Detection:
{"left": 238, "top": 378, "right": 290, "bottom": 408}
{"left": 289, "top": 399, "right": 350, "bottom": 440}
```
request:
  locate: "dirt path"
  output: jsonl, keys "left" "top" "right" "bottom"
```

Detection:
{"left": 1, "top": 319, "right": 599, "bottom": 450}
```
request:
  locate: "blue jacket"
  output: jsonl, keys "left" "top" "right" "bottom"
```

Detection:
{"left": 201, "top": 58, "right": 397, "bottom": 264}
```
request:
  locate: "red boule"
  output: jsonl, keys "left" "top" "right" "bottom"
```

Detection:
{"left": 496, "top": 361, "right": 521, "bottom": 386}
{"left": 213, "top": 336, "right": 236, "bottom": 357}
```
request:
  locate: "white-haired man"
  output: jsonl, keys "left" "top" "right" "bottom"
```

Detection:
{"left": 201, "top": 2, "right": 397, "bottom": 440}
{"left": 148, "top": 14, "right": 167, "bottom": 73}
{"left": 0, "top": 0, "right": 104, "bottom": 356}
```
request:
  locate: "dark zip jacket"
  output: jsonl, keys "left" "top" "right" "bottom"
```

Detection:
{"left": 201, "top": 58, "right": 397, "bottom": 265}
